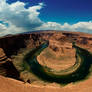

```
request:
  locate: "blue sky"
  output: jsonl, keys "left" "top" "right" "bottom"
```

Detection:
{"left": 7, "top": 0, "right": 92, "bottom": 24}
{"left": 0, "top": 0, "right": 92, "bottom": 36}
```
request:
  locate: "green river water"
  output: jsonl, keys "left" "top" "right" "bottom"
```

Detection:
{"left": 12, "top": 41, "right": 92, "bottom": 84}
{"left": 20, "top": 41, "right": 92, "bottom": 84}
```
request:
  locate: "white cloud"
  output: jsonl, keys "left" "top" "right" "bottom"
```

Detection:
{"left": 0, "top": 0, "right": 92, "bottom": 37}
{"left": 0, "top": 23, "right": 25, "bottom": 36}
{"left": 0, "top": 0, "right": 44, "bottom": 36}
{"left": 72, "top": 21, "right": 92, "bottom": 33}
{"left": 36, "top": 21, "right": 92, "bottom": 33}
{"left": 0, "top": 23, "right": 7, "bottom": 36}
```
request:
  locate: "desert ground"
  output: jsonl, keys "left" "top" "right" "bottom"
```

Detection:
{"left": 0, "top": 75, "right": 92, "bottom": 92}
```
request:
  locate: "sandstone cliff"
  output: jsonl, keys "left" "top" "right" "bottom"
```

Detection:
{"left": 0, "top": 31, "right": 92, "bottom": 79}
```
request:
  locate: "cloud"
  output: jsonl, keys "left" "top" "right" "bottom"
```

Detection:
{"left": 0, "top": 23, "right": 7, "bottom": 36}
{"left": 36, "top": 21, "right": 92, "bottom": 33}
{"left": 0, "top": 22, "right": 25, "bottom": 36}
{"left": 0, "top": 0, "right": 92, "bottom": 37}
{"left": 0, "top": 0, "right": 44, "bottom": 36}
{"left": 72, "top": 21, "right": 92, "bottom": 33}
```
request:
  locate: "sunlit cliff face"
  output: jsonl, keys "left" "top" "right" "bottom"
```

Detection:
{"left": 0, "top": 31, "right": 92, "bottom": 83}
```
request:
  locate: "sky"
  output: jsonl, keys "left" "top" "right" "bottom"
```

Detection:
{"left": 0, "top": 0, "right": 92, "bottom": 36}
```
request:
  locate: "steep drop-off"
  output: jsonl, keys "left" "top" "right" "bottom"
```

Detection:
{"left": 0, "top": 31, "right": 92, "bottom": 81}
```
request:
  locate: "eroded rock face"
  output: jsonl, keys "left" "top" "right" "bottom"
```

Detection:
{"left": 0, "top": 31, "right": 92, "bottom": 57}
{"left": 0, "top": 48, "right": 7, "bottom": 63}
{"left": 0, "top": 31, "right": 92, "bottom": 61}
{"left": 0, "top": 31, "right": 92, "bottom": 79}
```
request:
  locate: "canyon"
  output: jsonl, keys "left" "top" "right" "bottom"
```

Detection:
{"left": 0, "top": 30, "right": 92, "bottom": 92}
